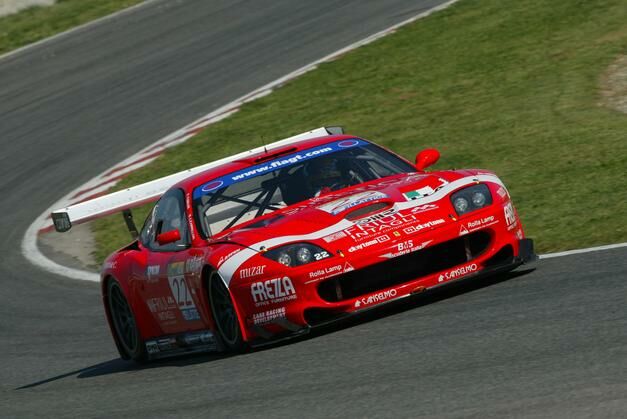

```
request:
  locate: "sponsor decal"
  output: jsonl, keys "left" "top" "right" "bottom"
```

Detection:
{"left": 504, "top": 202, "right": 517, "bottom": 230}
{"left": 355, "top": 207, "right": 398, "bottom": 225}
{"left": 354, "top": 288, "right": 398, "bottom": 308}
{"left": 181, "top": 308, "right": 200, "bottom": 321}
{"left": 345, "top": 206, "right": 445, "bottom": 241}
{"left": 187, "top": 213, "right": 196, "bottom": 241}
{"left": 217, "top": 248, "right": 242, "bottom": 267}
{"left": 147, "top": 295, "right": 176, "bottom": 313}
{"left": 344, "top": 208, "right": 403, "bottom": 240}
{"left": 308, "top": 264, "right": 343, "bottom": 280}
{"left": 515, "top": 229, "right": 524, "bottom": 240}
{"left": 185, "top": 256, "right": 204, "bottom": 274}
{"left": 379, "top": 240, "right": 432, "bottom": 259}
{"left": 194, "top": 139, "right": 368, "bottom": 199}
{"left": 167, "top": 262, "right": 200, "bottom": 321}
{"left": 403, "top": 178, "right": 448, "bottom": 201}
{"left": 437, "top": 263, "right": 478, "bottom": 283}
{"left": 496, "top": 186, "right": 508, "bottom": 199}
{"left": 282, "top": 204, "right": 309, "bottom": 216}
{"left": 347, "top": 234, "right": 390, "bottom": 253}
{"left": 410, "top": 203, "right": 439, "bottom": 214}
{"left": 338, "top": 139, "right": 360, "bottom": 148}
{"left": 322, "top": 230, "right": 347, "bottom": 243}
{"left": 250, "top": 276, "right": 296, "bottom": 307}
{"left": 238, "top": 265, "right": 266, "bottom": 279}
{"left": 146, "top": 296, "right": 177, "bottom": 322}
{"left": 146, "top": 265, "right": 160, "bottom": 282}
{"left": 306, "top": 262, "right": 354, "bottom": 283}
{"left": 103, "top": 261, "right": 117, "bottom": 270}
{"left": 317, "top": 191, "right": 388, "bottom": 215}
{"left": 404, "top": 187, "right": 435, "bottom": 201}
{"left": 202, "top": 180, "right": 224, "bottom": 192}
{"left": 402, "top": 219, "right": 446, "bottom": 235}
{"left": 459, "top": 215, "right": 499, "bottom": 236}
{"left": 146, "top": 337, "right": 177, "bottom": 353}
{"left": 252, "top": 307, "right": 286, "bottom": 325}
{"left": 146, "top": 341, "right": 159, "bottom": 354}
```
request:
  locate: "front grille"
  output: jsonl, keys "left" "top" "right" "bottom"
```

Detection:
{"left": 318, "top": 231, "right": 491, "bottom": 302}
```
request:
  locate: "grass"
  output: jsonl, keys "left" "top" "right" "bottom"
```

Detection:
{"left": 93, "top": 0, "right": 627, "bottom": 263}
{"left": 0, "top": 0, "right": 143, "bottom": 55}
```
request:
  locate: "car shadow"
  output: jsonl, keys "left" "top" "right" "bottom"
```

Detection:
{"left": 16, "top": 266, "right": 536, "bottom": 389}
{"left": 15, "top": 351, "right": 234, "bottom": 390}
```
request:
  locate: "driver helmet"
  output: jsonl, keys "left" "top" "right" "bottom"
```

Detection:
{"left": 306, "top": 157, "right": 345, "bottom": 195}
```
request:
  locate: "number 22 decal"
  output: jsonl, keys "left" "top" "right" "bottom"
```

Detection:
{"left": 168, "top": 276, "right": 194, "bottom": 308}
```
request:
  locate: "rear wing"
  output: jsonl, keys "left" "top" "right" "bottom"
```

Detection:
{"left": 51, "top": 126, "right": 343, "bottom": 233}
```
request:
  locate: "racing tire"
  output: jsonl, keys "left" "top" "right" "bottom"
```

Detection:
{"left": 107, "top": 279, "right": 146, "bottom": 362}
{"left": 208, "top": 271, "right": 246, "bottom": 353}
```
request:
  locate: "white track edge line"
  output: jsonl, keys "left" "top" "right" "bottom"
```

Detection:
{"left": 0, "top": 0, "right": 161, "bottom": 62}
{"left": 539, "top": 242, "right": 627, "bottom": 259}
{"left": 22, "top": 214, "right": 100, "bottom": 281}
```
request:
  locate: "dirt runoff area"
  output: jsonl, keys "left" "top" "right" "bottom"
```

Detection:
{"left": 600, "top": 54, "right": 627, "bottom": 114}
{"left": 0, "top": 0, "right": 55, "bottom": 17}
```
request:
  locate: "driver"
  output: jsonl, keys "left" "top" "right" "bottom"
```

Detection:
{"left": 305, "top": 157, "right": 351, "bottom": 197}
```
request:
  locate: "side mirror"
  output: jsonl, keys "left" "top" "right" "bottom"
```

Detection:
{"left": 415, "top": 148, "right": 440, "bottom": 171}
{"left": 156, "top": 229, "right": 181, "bottom": 246}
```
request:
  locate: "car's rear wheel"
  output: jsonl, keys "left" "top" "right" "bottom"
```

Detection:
{"left": 208, "top": 271, "right": 246, "bottom": 352}
{"left": 107, "top": 279, "right": 146, "bottom": 362}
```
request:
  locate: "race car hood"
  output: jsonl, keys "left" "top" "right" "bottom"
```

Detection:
{"left": 216, "top": 171, "right": 467, "bottom": 248}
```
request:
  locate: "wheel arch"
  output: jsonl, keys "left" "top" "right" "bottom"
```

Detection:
{"left": 201, "top": 265, "right": 251, "bottom": 344}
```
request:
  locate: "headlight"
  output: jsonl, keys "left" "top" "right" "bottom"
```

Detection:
{"left": 277, "top": 252, "right": 292, "bottom": 266}
{"left": 296, "top": 247, "right": 312, "bottom": 264}
{"left": 263, "top": 243, "right": 331, "bottom": 267}
{"left": 450, "top": 184, "right": 492, "bottom": 216}
{"left": 453, "top": 196, "right": 469, "bottom": 213}
{"left": 472, "top": 192, "right": 486, "bottom": 207}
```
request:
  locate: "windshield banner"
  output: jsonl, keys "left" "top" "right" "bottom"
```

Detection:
{"left": 193, "top": 139, "right": 367, "bottom": 199}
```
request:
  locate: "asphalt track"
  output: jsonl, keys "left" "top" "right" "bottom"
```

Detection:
{"left": 1, "top": 0, "right": 626, "bottom": 417}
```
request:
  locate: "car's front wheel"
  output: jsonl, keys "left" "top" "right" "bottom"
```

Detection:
{"left": 208, "top": 271, "right": 246, "bottom": 352}
{"left": 107, "top": 279, "right": 146, "bottom": 362}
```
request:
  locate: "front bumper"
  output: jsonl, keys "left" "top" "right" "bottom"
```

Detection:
{"left": 248, "top": 237, "right": 536, "bottom": 347}
{"left": 242, "top": 231, "right": 537, "bottom": 345}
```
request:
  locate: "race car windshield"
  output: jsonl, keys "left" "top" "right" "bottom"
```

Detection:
{"left": 193, "top": 139, "right": 416, "bottom": 237}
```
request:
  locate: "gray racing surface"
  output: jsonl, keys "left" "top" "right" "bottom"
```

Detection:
{"left": 1, "top": 0, "right": 626, "bottom": 417}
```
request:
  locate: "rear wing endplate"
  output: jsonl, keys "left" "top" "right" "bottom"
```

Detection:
{"left": 51, "top": 127, "right": 343, "bottom": 233}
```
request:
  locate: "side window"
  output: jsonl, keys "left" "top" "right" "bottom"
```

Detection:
{"left": 139, "top": 207, "right": 156, "bottom": 247}
{"left": 149, "top": 189, "right": 189, "bottom": 252}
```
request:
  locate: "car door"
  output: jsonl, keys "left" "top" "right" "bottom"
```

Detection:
{"left": 139, "top": 188, "right": 205, "bottom": 335}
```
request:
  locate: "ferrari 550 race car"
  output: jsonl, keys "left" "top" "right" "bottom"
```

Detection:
{"left": 52, "top": 127, "right": 536, "bottom": 361}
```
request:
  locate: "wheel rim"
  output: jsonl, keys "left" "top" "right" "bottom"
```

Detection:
{"left": 109, "top": 282, "right": 138, "bottom": 354}
{"left": 210, "top": 273, "right": 240, "bottom": 345}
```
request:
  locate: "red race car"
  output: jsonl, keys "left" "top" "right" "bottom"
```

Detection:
{"left": 52, "top": 127, "right": 536, "bottom": 361}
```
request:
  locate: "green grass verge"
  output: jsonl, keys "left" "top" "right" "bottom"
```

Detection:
{"left": 93, "top": 0, "right": 627, "bottom": 263}
{"left": 0, "top": 0, "right": 143, "bottom": 55}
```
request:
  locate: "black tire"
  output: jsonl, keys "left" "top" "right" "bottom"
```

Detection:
{"left": 107, "top": 279, "right": 146, "bottom": 362}
{"left": 208, "top": 271, "right": 246, "bottom": 352}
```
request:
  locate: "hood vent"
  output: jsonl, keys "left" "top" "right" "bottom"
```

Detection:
{"left": 345, "top": 202, "right": 392, "bottom": 221}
